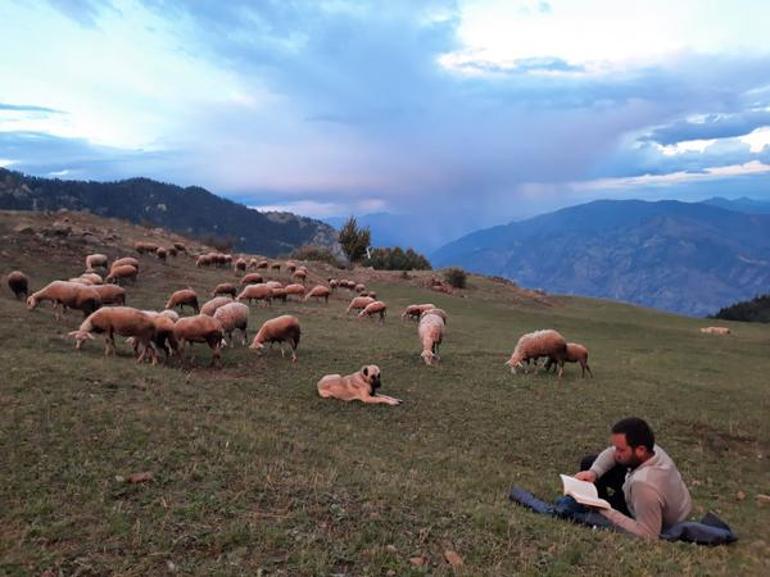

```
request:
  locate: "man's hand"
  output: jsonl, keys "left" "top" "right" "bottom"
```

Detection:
{"left": 574, "top": 470, "right": 597, "bottom": 483}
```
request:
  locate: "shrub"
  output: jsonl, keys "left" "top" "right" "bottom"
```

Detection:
{"left": 444, "top": 267, "right": 467, "bottom": 289}
{"left": 290, "top": 245, "right": 343, "bottom": 267}
{"left": 338, "top": 217, "right": 371, "bottom": 263}
{"left": 363, "top": 247, "right": 432, "bottom": 271}
{"left": 712, "top": 293, "right": 770, "bottom": 323}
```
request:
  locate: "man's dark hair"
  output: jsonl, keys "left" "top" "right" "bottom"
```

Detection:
{"left": 612, "top": 417, "right": 655, "bottom": 451}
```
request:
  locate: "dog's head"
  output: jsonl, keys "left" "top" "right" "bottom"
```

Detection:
{"left": 360, "top": 365, "right": 382, "bottom": 394}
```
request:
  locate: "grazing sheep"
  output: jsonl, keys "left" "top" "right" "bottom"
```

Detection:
{"left": 212, "top": 282, "right": 237, "bottom": 298}
{"left": 317, "top": 365, "right": 401, "bottom": 406}
{"left": 214, "top": 302, "right": 249, "bottom": 346}
{"left": 401, "top": 303, "right": 436, "bottom": 321}
{"left": 354, "top": 283, "right": 366, "bottom": 293}
{"left": 173, "top": 241, "right": 187, "bottom": 252}
{"left": 361, "top": 291, "right": 377, "bottom": 299}
{"left": 358, "top": 300, "right": 387, "bottom": 323}
{"left": 27, "top": 281, "right": 101, "bottom": 319}
{"left": 284, "top": 283, "right": 306, "bottom": 300}
{"left": 304, "top": 285, "right": 332, "bottom": 303}
{"left": 134, "top": 241, "right": 159, "bottom": 254}
{"left": 85, "top": 253, "right": 108, "bottom": 270}
{"left": 292, "top": 269, "right": 307, "bottom": 284}
{"left": 69, "top": 306, "right": 156, "bottom": 363}
{"left": 234, "top": 257, "right": 247, "bottom": 272}
{"left": 167, "top": 247, "right": 178, "bottom": 257}
{"left": 237, "top": 284, "right": 273, "bottom": 306}
{"left": 270, "top": 262, "right": 281, "bottom": 271}
{"left": 286, "top": 261, "right": 298, "bottom": 273}
{"left": 545, "top": 342, "right": 593, "bottom": 377}
{"left": 173, "top": 315, "right": 224, "bottom": 367}
{"left": 137, "top": 310, "right": 179, "bottom": 360}
{"left": 418, "top": 311, "right": 445, "bottom": 366}
{"left": 91, "top": 284, "right": 127, "bottom": 306}
{"left": 257, "top": 259, "right": 269, "bottom": 269}
{"left": 329, "top": 279, "right": 339, "bottom": 290}
{"left": 701, "top": 326, "right": 731, "bottom": 335}
{"left": 240, "top": 273, "right": 264, "bottom": 285}
{"left": 421, "top": 307, "right": 448, "bottom": 324}
{"left": 165, "top": 288, "right": 200, "bottom": 314}
{"left": 271, "top": 287, "right": 288, "bottom": 303}
{"left": 200, "top": 296, "right": 233, "bottom": 316}
{"left": 112, "top": 257, "right": 139, "bottom": 272}
{"left": 79, "top": 272, "right": 104, "bottom": 285}
{"left": 249, "top": 314, "right": 301, "bottom": 362}
{"left": 156, "top": 247, "right": 168, "bottom": 261}
{"left": 196, "top": 254, "right": 214, "bottom": 267}
{"left": 505, "top": 329, "right": 568, "bottom": 378}
{"left": 7, "top": 270, "right": 29, "bottom": 300}
{"left": 346, "top": 296, "right": 375, "bottom": 314}
{"left": 265, "top": 280, "right": 283, "bottom": 289}
{"left": 105, "top": 264, "right": 138, "bottom": 285}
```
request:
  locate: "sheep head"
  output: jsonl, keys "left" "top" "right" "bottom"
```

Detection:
{"left": 68, "top": 330, "right": 95, "bottom": 349}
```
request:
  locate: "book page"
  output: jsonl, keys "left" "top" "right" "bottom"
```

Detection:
{"left": 559, "top": 474, "right": 611, "bottom": 509}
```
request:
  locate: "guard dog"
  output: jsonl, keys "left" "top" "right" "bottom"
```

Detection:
{"left": 317, "top": 365, "right": 401, "bottom": 406}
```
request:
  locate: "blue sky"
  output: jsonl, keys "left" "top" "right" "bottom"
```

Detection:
{"left": 2, "top": 0, "right": 770, "bottom": 235}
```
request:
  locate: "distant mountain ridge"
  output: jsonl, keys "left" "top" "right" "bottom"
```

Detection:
{"left": 0, "top": 168, "right": 340, "bottom": 257}
{"left": 700, "top": 196, "right": 770, "bottom": 214}
{"left": 432, "top": 199, "right": 770, "bottom": 316}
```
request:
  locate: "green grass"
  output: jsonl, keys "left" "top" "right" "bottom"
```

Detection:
{"left": 1, "top": 224, "right": 769, "bottom": 576}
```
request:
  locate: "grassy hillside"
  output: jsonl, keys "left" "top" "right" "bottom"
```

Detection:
{"left": 1, "top": 212, "right": 769, "bottom": 577}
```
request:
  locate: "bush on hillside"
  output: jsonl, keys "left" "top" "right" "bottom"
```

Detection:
{"left": 289, "top": 245, "right": 344, "bottom": 267}
{"left": 444, "top": 267, "right": 467, "bottom": 289}
{"left": 363, "top": 247, "right": 432, "bottom": 271}
{"left": 338, "top": 217, "right": 371, "bottom": 263}
{"left": 712, "top": 293, "right": 770, "bottom": 323}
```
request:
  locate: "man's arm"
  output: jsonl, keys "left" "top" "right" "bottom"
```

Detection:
{"left": 587, "top": 446, "right": 616, "bottom": 478}
{"left": 599, "top": 482, "right": 663, "bottom": 539}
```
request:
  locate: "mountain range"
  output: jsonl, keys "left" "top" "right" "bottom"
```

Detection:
{"left": 431, "top": 198, "right": 770, "bottom": 316}
{"left": 0, "top": 168, "right": 340, "bottom": 257}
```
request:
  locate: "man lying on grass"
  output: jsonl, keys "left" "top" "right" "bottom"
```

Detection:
{"left": 575, "top": 417, "right": 692, "bottom": 539}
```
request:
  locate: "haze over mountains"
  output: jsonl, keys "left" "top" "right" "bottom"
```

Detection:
{"left": 431, "top": 198, "right": 770, "bottom": 316}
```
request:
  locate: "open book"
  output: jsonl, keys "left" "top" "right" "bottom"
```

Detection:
{"left": 559, "top": 474, "right": 611, "bottom": 509}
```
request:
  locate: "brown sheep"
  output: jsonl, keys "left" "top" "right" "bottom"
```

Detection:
{"left": 7, "top": 271, "right": 29, "bottom": 300}
{"left": 196, "top": 254, "right": 214, "bottom": 267}
{"left": 173, "top": 315, "right": 224, "bottom": 367}
{"left": 270, "top": 262, "right": 281, "bottom": 271}
{"left": 85, "top": 253, "right": 108, "bottom": 270}
{"left": 304, "top": 285, "right": 332, "bottom": 303}
{"left": 134, "top": 241, "right": 158, "bottom": 254}
{"left": 200, "top": 296, "right": 234, "bottom": 317}
{"left": 401, "top": 303, "right": 436, "bottom": 321}
{"left": 27, "top": 281, "right": 101, "bottom": 319}
{"left": 505, "top": 329, "right": 568, "bottom": 378}
{"left": 545, "top": 342, "right": 593, "bottom": 377}
{"left": 270, "top": 287, "right": 288, "bottom": 303}
{"left": 156, "top": 247, "right": 168, "bottom": 261}
{"left": 69, "top": 307, "right": 156, "bottom": 363}
{"left": 358, "top": 300, "right": 387, "bottom": 323}
{"left": 346, "top": 295, "right": 375, "bottom": 313}
{"left": 240, "top": 273, "right": 264, "bottom": 285}
{"left": 257, "top": 259, "right": 269, "bottom": 269}
{"left": 112, "top": 257, "right": 139, "bottom": 272}
{"left": 91, "top": 284, "right": 127, "bottom": 306}
{"left": 165, "top": 288, "right": 200, "bottom": 314}
{"left": 284, "top": 283, "right": 306, "bottom": 300}
{"left": 249, "top": 315, "right": 301, "bottom": 362}
{"left": 234, "top": 258, "right": 247, "bottom": 272}
{"left": 237, "top": 284, "right": 273, "bottom": 306}
{"left": 212, "top": 282, "right": 238, "bottom": 298}
{"left": 173, "top": 242, "right": 187, "bottom": 252}
{"left": 105, "top": 264, "right": 138, "bottom": 285}
{"left": 79, "top": 273, "right": 104, "bottom": 285}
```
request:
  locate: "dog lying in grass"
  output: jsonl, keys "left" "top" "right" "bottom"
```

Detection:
{"left": 316, "top": 365, "right": 402, "bottom": 406}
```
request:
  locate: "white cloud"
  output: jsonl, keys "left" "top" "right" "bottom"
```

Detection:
{"left": 740, "top": 126, "right": 770, "bottom": 153}
{"left": 0, "top": 158, "right": 16, "bottom": 168}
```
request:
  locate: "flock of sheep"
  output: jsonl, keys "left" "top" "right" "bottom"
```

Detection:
{"left": 5, "top": 241, "right": 592, "bottom": 405}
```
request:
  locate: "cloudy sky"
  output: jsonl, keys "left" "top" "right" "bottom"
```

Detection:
{"left": 2, "top": 0, "right": 770, "bottom": 236}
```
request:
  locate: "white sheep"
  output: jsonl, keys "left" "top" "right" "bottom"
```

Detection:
{"left": 237, "top": 284, "right": 273, "bottom": 306}
{"left": 505, "top": 329, "right": 568, "bottom": 378}
{"left": 91, "top": 284, "right": 127, "bottom": 305}
{"left": 418, "top": 311, "right": 445, "bottom": 365}
{"left": 304, "top": 285, "right": 332, "bottom": 303}
{"left": 214, "top": 302, "right": 249, "bottom": 346}
{"left": 346, "top": 296, "right": 375, "bottom": 314}
{"left": 85, "top": 253, "right": 109, "bottom": 270}
{"left": 105, "top": 264, "right": 137, "bottom": 285}
{"left": 249, "top": 315, "right": 301, "bottom": 362}
{"left": 357, "top": 300, "right": 387, "bottom": 323}
{"left": 401, "top": 303, "right": 436, "bottom": 321}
